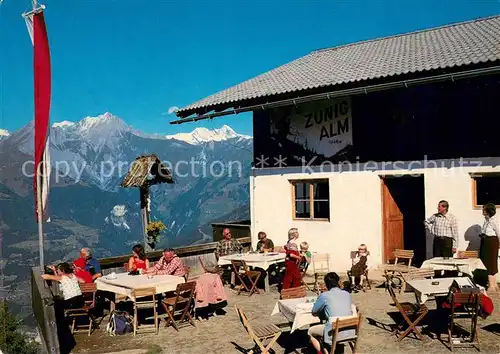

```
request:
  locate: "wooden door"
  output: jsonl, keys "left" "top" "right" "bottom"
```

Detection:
{"left": 381, "top": 179, "right": 404, "bottom": 263}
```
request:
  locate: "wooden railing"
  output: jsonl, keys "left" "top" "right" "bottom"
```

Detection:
{"left": 31, "top": 268, "right": 60, "bottom": 354}
{"left": 101, "top": 237, "right": 251, "bottom": 275}
{"left": 31, "top": 237, "right": 251, "bottom": 353}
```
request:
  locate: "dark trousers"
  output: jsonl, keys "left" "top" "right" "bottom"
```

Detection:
{"left": 433, "top": 236, "right": 453, "bottom": 257}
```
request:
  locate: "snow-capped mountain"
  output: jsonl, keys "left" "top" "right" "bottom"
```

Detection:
{"left": 165, "top": 125, "right": 251, "bottom": 145}
{"left": 52, "top": 121, "right": 75, "bottom": 128}
{"left": 0, "top": 112, "right": 252, "bottom": 324}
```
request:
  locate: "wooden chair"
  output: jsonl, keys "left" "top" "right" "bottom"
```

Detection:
{"left": 64, "top": 283, "right": 97, "bottom": 336}
{"left": 386, "top": 249, "right": 416, "bottom": 293}
{"left": 300, "top": 262, "right": 315, "bottom": 292}
{"left": 456, "top": 250, "right": 479, "bottom": 259}
{"left": 393, "top": 249, "right": 414, "bottom": 268}
{"left": 231, "top": 260, "right": 261, "bottom": 296}
{"left": 131, "top": 287, "right": 158, "bottom": 336}
{"left": 347, "top": 250, "right": 372, "bottom": 292}
{"left": 199, "top": 256, "right": 225, "bottom": 284}
{"left": 280, "top": 285, "right": 307, "bottom": 299}
{"left": 445, "top": 292, "right": 481, "bottom": 352}
{"left": 234, "top": 306, "right": 282, "bottom": 354}
{"left": 161, "top": 281, "right": 197, "bottom": 331}
{"left": 387, "top": 284, "right": 428, "bottom": 341}
{"left": 402, "top": 267, "right": 435, "bottom": 293}
{"left": 312, "top": 253, "right": 330, "bottom": 294}
{"left": 183, "top": 266, "right": 190, "bottom": 282}
{"left": 328, "top": 312, "right": 363, "bottom": 354}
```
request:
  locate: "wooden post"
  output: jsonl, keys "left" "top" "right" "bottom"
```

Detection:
{"left": 140, "top": 185, "right": 153, "bottom": 253}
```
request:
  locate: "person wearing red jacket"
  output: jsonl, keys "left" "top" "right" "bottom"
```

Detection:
{"left": 72, "top": 257, "right": 93, "bottom": 283}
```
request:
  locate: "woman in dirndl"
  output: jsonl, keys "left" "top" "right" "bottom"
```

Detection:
{"left": 480, "top": 203, "right": 499, "bottom": 294}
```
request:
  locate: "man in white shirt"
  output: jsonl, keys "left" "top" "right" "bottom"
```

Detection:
{"left": 424, "top": 200, "right": 458, "bottom": 258}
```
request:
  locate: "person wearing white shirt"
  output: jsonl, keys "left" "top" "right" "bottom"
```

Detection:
{"left": 479, "top": 202, "right": 499, "bottom": 294}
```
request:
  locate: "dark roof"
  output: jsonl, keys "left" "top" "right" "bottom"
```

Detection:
{"left": 176, "top": 15, "right": 500, "bottom": 118}
{"left": 120, "top": 154, "right": 174, "bottom": 188}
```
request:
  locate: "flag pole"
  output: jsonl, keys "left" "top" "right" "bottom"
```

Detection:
{"left": 23, "top": 0, "right": 49, "bottom": 274}
{"left": 37, "top": 170, "right": 44, "bottom": 273}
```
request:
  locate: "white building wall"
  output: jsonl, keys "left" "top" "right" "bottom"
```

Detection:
{"left": 250, "top": 159, "right": 500, "bottom": 273}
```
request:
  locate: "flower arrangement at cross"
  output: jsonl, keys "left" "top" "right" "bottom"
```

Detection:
{"left": 146, "top": 220, "right": 166, "bottom": 245}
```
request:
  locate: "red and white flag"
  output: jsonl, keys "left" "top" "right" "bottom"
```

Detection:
{"left": 25, "top": 8, "right": 51, "bottom": 223}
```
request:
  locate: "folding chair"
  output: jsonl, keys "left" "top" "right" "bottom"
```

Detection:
{"left": 329, "top": 312, "right": 363, "bottom": 354}
{"left": 199, "top": 256, "right": 225, "bottom": 283}
{"left": 183, "top": 266, "right": 190, "bottom": 282}
{"left": 131, "top": 287, "right": 158, "bottom": 336}
{"left": 312, "top": 253, "right": 330, "bottom": 294}
{"left": 231, "top": 260, "right": 261, "bottom": 296}
{"left": 64, "top": 283, "right": 98, "bottom": 336}
{"left": 235, "top": 306, "right": 281, "bottom": 354}
{"left": 456, "top": 250, "right": 479, "bottom": 259}
{"left": 401, "top": 267, "right": 435, "bottom": 293}
{"left": 161, "top": 281, "right": 196, "bottom": 331}
{"left": 280, "top": 285, "right": 307, "bottom": 299}
{"left": 385, "top": 249, "right": 416, "bottom": 293}
{"left": 387, "top": 285, "right": 428, "bottom": 341}
{"left": 446, "top": 292, "right": 481, "bottom": 352}
{"left": 300, "top": 262, "right": 315, "bottom": 291}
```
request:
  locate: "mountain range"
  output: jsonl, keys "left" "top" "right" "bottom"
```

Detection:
{"left": 0, "top": 113, "right": 252, "bottom": 322}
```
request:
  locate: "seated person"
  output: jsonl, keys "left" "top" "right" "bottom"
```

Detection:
{"left": 299, "top": 241, "right": 312, "bottom": 272}
{"left": 42, "top": 263, "right": 84, "bottom": 309}
{"left": 256, "top": 231, "right": 274, "bottom": 253}
{"left": 350, "top": 244, "right": 369, "bottom": 291}
{"left": 128, "top": 244, "right": 150, "bottom": 272}
{"left": 308, "top": 272, "right": 354, "bottom": 354}
{"left": 72, "top": 258, "right": 93, "bottom": 283}
{"left": 215, "top": 228, "right": 243, "bottom": 259}
{"left": 145, "top": 249, "right": 187, "bottom": 277}
{"left": 80, "top": 247, "right": 102, "bottom": 280}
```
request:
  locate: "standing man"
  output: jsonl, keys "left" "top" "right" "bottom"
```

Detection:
{"left": 424, "top": 200, "right": 459, "bottom": 258}
{"left": 255, "top": 231, "right": 274, "bottom": 253}
{"left": 215, "top": 228, "right": 243, "bottom": 260}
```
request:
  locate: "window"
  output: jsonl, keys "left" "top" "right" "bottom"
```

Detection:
{"left": 472, "top": 173, "right": 500, "bottom": 208}
{"left": 291, "top": 179, "right": 330, "bottom": 220}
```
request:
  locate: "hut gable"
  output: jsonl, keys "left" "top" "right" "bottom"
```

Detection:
{"left": 120, "top": 154, "right": 174, "bottom": 188}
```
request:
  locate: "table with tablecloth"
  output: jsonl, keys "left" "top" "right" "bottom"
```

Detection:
{"left": 406, "top": 277, "right": 477, "bottom": 304}
{"left": 420, "top": 257, "right": 486, "bottom": 276}
{"left": 96, "top": 273, "right": 185, "bottom": 311}
{"left": 218, "top": 253, "right": 286, "bottom": 291}
{"left": 271, "top": 296, "right": 358, "bottom": 333}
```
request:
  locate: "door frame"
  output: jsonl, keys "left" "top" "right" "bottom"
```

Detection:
{"left": 380, "top": 173, "right": 424, "bottom": 262}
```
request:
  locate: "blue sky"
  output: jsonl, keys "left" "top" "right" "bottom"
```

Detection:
{"left": 0, "top": 0, "right": 498, "bottom": 137}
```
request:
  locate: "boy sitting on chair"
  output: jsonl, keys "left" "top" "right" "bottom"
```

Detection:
{"left": 350, "top": 244, "right": 369, "bottom": 292}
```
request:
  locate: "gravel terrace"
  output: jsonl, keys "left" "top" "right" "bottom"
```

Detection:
{"left": 72, "top": 273, "right": 500, "bottom": 354}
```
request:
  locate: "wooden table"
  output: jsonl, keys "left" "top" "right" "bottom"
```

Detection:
{"left": 406, "top": 277, "right": 476, "bottom": 304}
